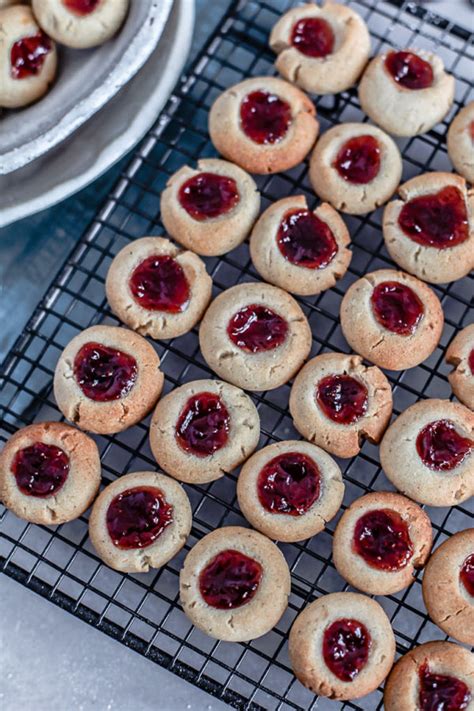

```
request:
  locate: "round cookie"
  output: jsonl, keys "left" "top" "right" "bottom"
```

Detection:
{"left": 54, "top": 325, "right": 164, "bottom": 435}
{"left": 208, "top": 76, "right": 319, "bottom": 174}
{"left": 89, "top": 470, "right": 191, "bottom": 574}
{"left": 179, "top": 526, "right": 291, "bottom": 642}
{"left": 383, "top": 172, "right": 474, "bottom": 284}
{"left": 0, "top": 422, "right": 100, "bottom": 525}
{"left": 333, "top": 492, "right": 432, "bottom": 596}
{"left": 289, "top": 353, "right": 392, "bottom": 458}
{"left": 309, "top": 123, "right": 402, "bottom": 215}
{"left": 0, "top": 5, "right": 57, "bottom": 109}
{"left": 446, "top": 324, "right": 474, "bottom": 410}
{"left": 448, "top": 102, "right": 474, "bottom": 184}
{"left": 269, "top": 2, "right": 370, "bottom": 96}
{"left": 149, "top": 379, "right": 260, "bottom": 484}
{"left": 199, "top": 282, "right": 312, "bottom": 392}
{"left": 384, "top": 641, "right": 474, "bottom": 711}
{"left": 289, "top": 592, "right": 395, "bottom": 701}
{"left": 32, "top": 0, "right": 129, "bottom": 49}
{"left": 160, "top": 158, "right": 260, "bottom": 257}
{"left": 359, "top": 48, "right": 455, "bottom": 137}
{"left": 380, "top": 398, "right": 474, "bottom": 507}
{"left": 249, "top": 195, "right": 351, "bottom": 296}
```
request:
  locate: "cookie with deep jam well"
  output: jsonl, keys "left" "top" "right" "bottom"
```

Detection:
{"left": 54, "top": 325, "right": 164, "bottom": 435}
{"left": 269, "top": 2, "right": 370, "bottom": 96}
{"left": 199, "top": 282, "right": 312, "bottom": 392}
{"left": 179, "top": 526, "right": 291, "bottom": 642}
{"left": 0, "top": 422, "right": 100, "bottom": 525}
{"left": 309, "top": 123, "right": 402, "bottom": 215}
{"left": 105, "top": 237, "right": 212, "bottom": 340}
{"left": 0, "top": 5, "right": 57, "bottom": 108}
{"left": 149, "top": 379, "right": 260, "bottom": 484}
{"left": 380, "top": 399, "right": 474, "bottom": 507}
{"left": 289, "top": 592, "right": 395, "bottom": 701}
{"left": 359, "top": 48, "right": 455, "bottom": 137}
{"left": 383, "top": 172, "right": 474, "bottom": 284}
{"left": 208, "top": 77, "right": 319, "bottom": 175}
{"left": 249, "top": 195, "right": 351, "bottom": 296}
{"left": 31, "top": 0, "right": 129, "bottom": 49}
{"left": 289, "top": 353, "right": 392, "bottom": 458}
{"left": 446, "top": 324, "right": 474, "bottom": 411}
{"left": 88, "top": 470, "right": 191, "bottom": 574}
{"left": 448, "top": 102, "right": 474, "bottom": 185}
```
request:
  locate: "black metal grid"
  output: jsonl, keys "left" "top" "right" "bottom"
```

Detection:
{"left": 1, "top": 1, "right": 473, "bottom": 709}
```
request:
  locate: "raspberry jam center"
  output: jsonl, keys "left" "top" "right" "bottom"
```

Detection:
{"left": 175, "top": 392, "right": 230, "bottom": 457}
{"left": 240, "top": 90, "right": 292, "bottom": 145}
{"left": 460, "top": 553, "right": 474, "bottom": 597}
{"left": 178, "top": 173, "right": 240, "bottom": 221}
{"left": 227, "top": 304, "right": 288, "bottom": 353}
{"left": 129, "top": 255, "right": 190, "bottom": 313}
{"left": 63, "top": 0, "right": 100, "bottom": 15}
{"left": 323, "top": 619, "right": 371, "bottom": 682}
{"left": 419, "top": 663, "right": 471, "bottom": 711}
{"left": 353, "top": 508, "right": 413, "bottom": 571}
{"left": 291, "top": 17, "right": 335, "bottom": 58}
{"left": 257, "top": 452, "right": 321, "bottom": 516}
{"left": 73, "top": 342, "right": 138, "bottom": 402}
{"left": 469, "top": 349, "right": 474, "bottom": 376}
{"left": 398, "top": 186, "right": 469, "bottom": 249}
{"left": 385, "top": 51, "right": 434, "bottom": 90}
{"left": 277, "top": 209, "right": 338, "bottom": 269}
{"left": 12, "top": 443, "right": 69, "bottom": 498}
{"left": 316, "top": 375, "right": 368, "bottom": 425}
{"left": 371, "top": 281, "right": 424, "bottom": 336}
{"left": 333, "top": 135, "right": 381, "bottom": 185}
{"left": 10, "top": 32, "right": 52, "bottom": 80}
{"left": 199, "top": 549, "right": 263, "bottom": 609}
{"left": 416, "top": 420, "right": 473, "bottom": 471}
{"left": 106, "top": 486, "right": 173, "bottom": 550}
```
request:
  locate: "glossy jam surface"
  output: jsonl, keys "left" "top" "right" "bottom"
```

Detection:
{"left": 129, "top": 255, "right": 190, "bottom": 313}
{"left": 257, "top": 452, "right": 321, "bottom": 516}
{"left": 178, "top": 173, "right": 240, "bottom": 221}
{"left": 240, "top": 90, "right": 292, "bottom": 145}
{"left": 199, "top": 550, "right": 263, "bottom": 609}
{"left": 12, "top": 443, "right": 69, "bottom": 498}
{"left": 175, "top": 392, "right": 230, "bottom": 457}
{"left": 316, "top": 375, "right": 368, "bottom": 425}
{"left": 353, "top": 508, "right": 413, "bottom": 571}
{"left": 323, "top": 619, "right": 371, "bottom": 682}
{"left": 371, "top": 281, "right": 424, "bottom": 336}
{"left": 63, "top": 0, "right": 100, "bottom": 15}
{"left": 416, "top": 420, "right": 473, "bottom": 471}
{"left": 333, "top": 135, "right": 381, "bottom": 185}
{"left": 106, "top": 486, "right": 173, "bottom": 550}
{"left": 418, "top": 663, "right": 471, "bottom": 711}
{"left": 227, "top": 304, "right": 288, "bottom": 353}
{"left": 460, "top": 553, "right": 474, "bottom": 597}
{"left": 385, "top": 51, "right": 434, "bottom": 90}
{"left": 10, "top": 32, "right": 52, "bottom": 80}
{"left": 277, "top": 209, "right": 338, "bottom": 269}
{"left": 469, "top": 349, "right": 474, "bottom": 376}
{"left": 398, "top": 186, "right": 469, "bottom": 249}
{"left": 291, "top": 17, "right": 334, "bottom": 58}
{"left": 73, "top": 342, "right": 138, "bottom": 402}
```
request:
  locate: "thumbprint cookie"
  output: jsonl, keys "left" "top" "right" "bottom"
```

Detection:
{"left": 446, "top": 324, "right": 474, "bottom": 410}
{"left": 447, "top": 102, "right": 474, "bottom": 185}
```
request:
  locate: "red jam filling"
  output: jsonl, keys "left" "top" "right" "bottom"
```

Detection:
{"left": 129, "top": 255, "right": 190, "bottom": 313}
{"left": 277, "top": 209, "right": 338, "bottom": 269}
{"left": 73, "top": 342, "right": 138, "bottom": 402}
{"left": 416, "top": 420, "right": 473, "bottom": 471}
{"left": 175, "top": 392, "right": 230, "bottom": 457}
{"left": 12, "top": 443, "right": 69, "bottom": 498}
{"left": 353, "top": 508, "right": 413, "bottom": 571}
{"left": 398, "top": 186, "right": 469, "bottom": 249}
{"left": 316, "top": 374, "right": 368, "bottom": 425}
{"left": 178, "top": 173, "right": 239, "bottom": 221}
{"left": 291, "top": 17, "right": 334, "bottom": 58}
{"left": 333, "top": 135, "right": 381, "bottom": 185}
{"left": 257, "top": 452, "right": 321, "bottom": 516}
{"left": 418, "top": 662, "right": 471, "bottom": 711}
{"left": 385, "top": 51, "right": 434, "bottom": 90}
{"left": 63, "top": 0, "right": 100, "bottom": 15}
{"left": 469, "top": 349, "right": 474, "bottom": 376}
{"left": 323, "top": 619, "right": 371, "bottom": 682}
{"left": 10, "top": 32, "right": 52, "bottom": 80}
{"left": 240, "top": 90, "right": 292, "bottom": 145}
{"left": 460, "top": 553, "right": 474, "bottom": 597}
{"left": 227, "top": 304, "right": 288, "bottom": 353}
{"left": 106, "top": 486, "right": 173, "bottom": 550}
{"left": 199, "top": 549, "right": 263, "bottom": 609}
{"left": 371, "top": 281, "right": 424, "bottom": 336}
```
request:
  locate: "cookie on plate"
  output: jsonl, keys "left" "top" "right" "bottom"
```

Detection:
{"left": 289, "top": 592, "right": 395, "bottom": 701}
{"left": 446, "top": 324, "right": 474, "bottom": 410}
{"left": 447, "top": 102, "right": 474, "bottom": 184}
{"left": 180, "top": 526, "right": 291, "bottom": 642}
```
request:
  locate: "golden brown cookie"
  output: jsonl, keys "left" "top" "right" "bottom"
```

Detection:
{"left": 447, "top": 102, "right": 474, "bottom": 184}
{"left": 446, "top": 324, "right": 474, "bottom": 410}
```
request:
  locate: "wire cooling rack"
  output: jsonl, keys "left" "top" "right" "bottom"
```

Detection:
{"left": 1, "top": 1, "right": 473, "bottom": 709}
